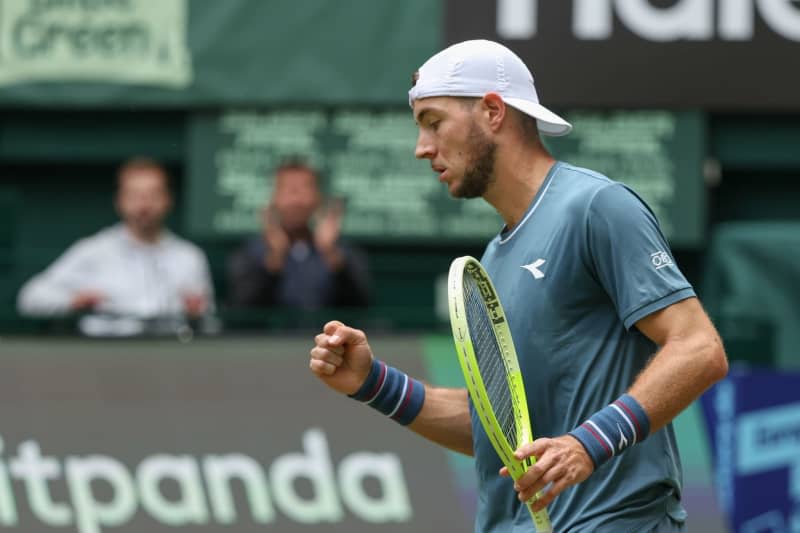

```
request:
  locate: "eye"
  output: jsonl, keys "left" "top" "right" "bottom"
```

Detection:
{"left": 429, "top": 119, "right": 441, "bottom": 132}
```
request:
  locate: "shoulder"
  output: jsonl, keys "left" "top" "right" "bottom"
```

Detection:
{"left": 552, "top": 163, "right": 655, "bottom": 222}
{"left": 555, "top": 162, "right": 614, "bottom": 198}
{"left": 335, "top": 238, "right": 366, "bottom": 257}
{"left": 546, "top": 162, "right": 616, "bottom": 218}
{"left": 554, "top": 162, "right": 614, "bottom": 190}
{"left": 228, "top": 237, "right": 266, "bottom": 263}
{"left": 162, "top": 231, "right": 208, "bottom": 260}
{"left": 587, "top": 181, "right": 658, "bottom": 225}
{"left": 70, "top": 225, "right": 121, "bottom": 253}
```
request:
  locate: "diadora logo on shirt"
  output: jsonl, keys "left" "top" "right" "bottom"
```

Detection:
{"left": 521, "top": 259, "right": 546, "bottom": 279}
{"left": 650, "top": 251, "right": 673, "bottom": 270}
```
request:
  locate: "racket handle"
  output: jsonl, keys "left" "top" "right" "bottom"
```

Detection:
{"left": 520, "top": 457, "right": 552, "bottom": 531}
{"left": 526, "top": 500, "right": 552, "bottom": 533}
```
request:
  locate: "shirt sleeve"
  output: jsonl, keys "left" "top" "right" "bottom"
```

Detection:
{"left": 16, "top": 239, "right": 96, "bottom": 316}
{"left": 585, "top": 183, "right": 695, "bottom": 330}
{"left": 188, "top": 246, "right": 216, "bottom": 312}
{"left": 226, "top": 240, "right": 281, "bottom": 307}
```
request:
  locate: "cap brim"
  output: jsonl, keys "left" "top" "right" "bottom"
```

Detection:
{"left": 503, "top": 97, "right": 572, "bottom": 137}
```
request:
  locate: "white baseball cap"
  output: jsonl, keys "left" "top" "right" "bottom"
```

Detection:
{"left": 408, "top": 39, "right": 571, "bottom": 137}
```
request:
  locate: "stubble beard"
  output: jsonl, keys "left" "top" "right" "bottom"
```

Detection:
{"left": 452, "top": 121, "right": 497, "bottom": 199}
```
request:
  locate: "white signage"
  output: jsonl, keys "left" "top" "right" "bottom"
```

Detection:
{"left": 0, "top": 0, "right": 192, "bottom": 87}
{"left": 498, "top": 0, "right": 800, "bottom": 41}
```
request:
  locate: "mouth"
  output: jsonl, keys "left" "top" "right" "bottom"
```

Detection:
{"left": 432, "top": 165, "right": 447, "bottom": 182}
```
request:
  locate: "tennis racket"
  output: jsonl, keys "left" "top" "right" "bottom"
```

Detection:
{"left": 447, "top": 256, "right": 552, "bottom": 532}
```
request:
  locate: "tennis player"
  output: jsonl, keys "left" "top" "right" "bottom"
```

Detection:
{"left": 310, "top": 40, "right": 727, "bottom": 532}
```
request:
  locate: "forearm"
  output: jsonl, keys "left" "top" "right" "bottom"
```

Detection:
{"left": 349, "top": 359, "right": 473, "bottom": 455}
{"left": 629, "top": 332, "right": 726, "bottom": 432}
{"left": 570, "top": 305, "right": 727, "bottom": 470}
{"left": 17, "top": 277, "right": 72, "bottom": 316}
{"left": 408, "top": 386, "right": 473, "bottom": 456}
{"left": 311, "top": 324, "right": 473, "bottom": 458}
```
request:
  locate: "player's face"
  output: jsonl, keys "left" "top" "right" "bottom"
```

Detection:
{"left": 413, "top": 97, "right": 497, "bottom": 198}
{"left": 116, "top": 168, "right": 171, "bottom": 237}
{"left": 271, "top": 168, "right": 321, "bottom": 232}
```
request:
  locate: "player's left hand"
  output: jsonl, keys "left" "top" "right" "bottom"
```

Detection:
{"left": 499, "top": 435, "right": 594, "bottom": 512}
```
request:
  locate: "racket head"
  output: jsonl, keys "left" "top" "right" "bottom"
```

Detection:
{"left": 448, "top": 256, "right": 551, "bottom": 531}
{"left": 447, "top": 256, "right": 533, "bottom": 474}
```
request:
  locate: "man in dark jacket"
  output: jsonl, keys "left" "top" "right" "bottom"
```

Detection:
{"left": 227, "top": 159, "right": 370, "bottom": 310}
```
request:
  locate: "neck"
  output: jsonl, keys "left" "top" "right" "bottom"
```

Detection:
{"left": 126, "top": 225, "right": 162, "bottom": 244}
{"left": 482, "top": 143, "right": 556, "bottom": 231}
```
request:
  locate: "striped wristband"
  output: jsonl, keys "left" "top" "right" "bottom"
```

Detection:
{"left": 348, "top": 359, "right": 426, "bottom": 426}
{"left": 568, "top": 393, "right": 650, "bottom": 469}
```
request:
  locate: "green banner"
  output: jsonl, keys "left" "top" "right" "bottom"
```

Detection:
{"left": 0, "top": 0, "right": 440, "bottom": 106}
{"left": 0, "top": 0, "right": 191, "bottom": 88}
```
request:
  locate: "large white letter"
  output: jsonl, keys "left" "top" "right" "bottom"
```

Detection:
{"left": 137, "top": 455, "right": 208, "bottom": 525}
{"left": 574, "top": 0, "right": 615, "bottom": 39}
{"left": 758, "top": 0, "right": 800, "bottom": 41}
{"left": 338, "top": 452, "right": 412, "bottom": 523}
{"left": 270, "top": 429, "right": 343, "bottom": 523}
{"left": 0, "top": 437, "right": 18, "bottom": 526}
{"left": 576, "top": 0, "right": 715, "bottom": 40}
{"left": 615, "top": 0, "right": 713, "bottom": 41}
{"left": 9, "top": 441, "right": 72, "bottom": 526}
{"left": 497, "top": 0, "right": 538, "bottom": 39}
{"left": 719, "top": 0, "right": 756, "bottom": 39}
{"left": 203, "top": 454, "right": 274, "bottom": 524}
{"left": 65, "top": 456, "right": 137, "bottom": 533}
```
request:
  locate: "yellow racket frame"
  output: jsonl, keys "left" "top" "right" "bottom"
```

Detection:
{"left": 448, "top": 256, "right": 551, "bottom": 532}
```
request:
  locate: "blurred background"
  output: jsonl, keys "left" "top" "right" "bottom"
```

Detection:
{"left": 1, "top": 1, "right": 799, "bottom": 532}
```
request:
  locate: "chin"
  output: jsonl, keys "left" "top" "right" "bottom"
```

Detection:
{"left": 446, "top": 178, "right": 463, "bottom": 196}
{"left": 450, "top": 183, "right": 474, "bottom": 199}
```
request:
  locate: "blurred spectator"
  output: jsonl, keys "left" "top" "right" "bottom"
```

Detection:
{"left": 17, "top": 157, "right": 215, "bottom": 335}
{"left": 227, "top": 159, "right": 370, "bottom": 310}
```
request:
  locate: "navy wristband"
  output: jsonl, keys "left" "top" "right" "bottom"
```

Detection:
{"left": 349, "top": 359, "right": 425, "bottom": 426}
{"left": 569, "top": 393, "right": 651, "bottom": 468}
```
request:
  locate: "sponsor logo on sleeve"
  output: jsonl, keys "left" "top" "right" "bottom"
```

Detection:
{"left": 650, "top": 251, "right": 673, "bottom": 270}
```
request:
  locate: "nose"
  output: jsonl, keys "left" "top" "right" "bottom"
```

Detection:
{"left": 415, "top": 129, "right": 435, "bottom": 160}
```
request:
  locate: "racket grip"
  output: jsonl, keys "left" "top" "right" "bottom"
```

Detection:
{"left": 520, "top": 457, "right": 552, "bottom": 531}
{"left": 526, "top": 501, "right": 552, "bottom": 533}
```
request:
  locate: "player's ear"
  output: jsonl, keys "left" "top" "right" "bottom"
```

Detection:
{"left": 481, "top": 92, "right": 507, "bottom": 133}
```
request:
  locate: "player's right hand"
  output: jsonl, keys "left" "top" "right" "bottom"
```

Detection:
{"left": 310, "top": 320, "right": 374, "bottom": 396}
{"left": 70, "top": 291, "right": 105, "bottom": 311}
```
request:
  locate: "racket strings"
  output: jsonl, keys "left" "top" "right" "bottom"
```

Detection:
{"left": 464, "top": 275, "right": 518, "bottom": 448}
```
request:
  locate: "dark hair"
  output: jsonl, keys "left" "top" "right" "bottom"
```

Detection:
{"left": 116, "top": 157, "right": 170, "bottom": 191}
{"left": 515, "top": 110, "right": 541, "bottom": 144}
{"left": 274, "top": 157, "right": 323, "bottom": 188}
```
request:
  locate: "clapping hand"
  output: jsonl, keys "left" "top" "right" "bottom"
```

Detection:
{"left": 262, "top": 204, "right": 291, "bottom": 272}
{"left": 314, "top": 198, "right": 345, "bottom": 270}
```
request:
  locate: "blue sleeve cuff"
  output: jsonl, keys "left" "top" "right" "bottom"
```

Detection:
{"left": 623, "top": 288, "right": 696, "bottom": 330}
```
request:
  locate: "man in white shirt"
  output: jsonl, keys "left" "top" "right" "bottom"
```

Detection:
{"left": 17, "top": 158, "right": 215, "bottom": 336}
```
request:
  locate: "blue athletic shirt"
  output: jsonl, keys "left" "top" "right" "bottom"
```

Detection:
{"left": 472, "top": 162, "right": 694, "bottom": 532}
